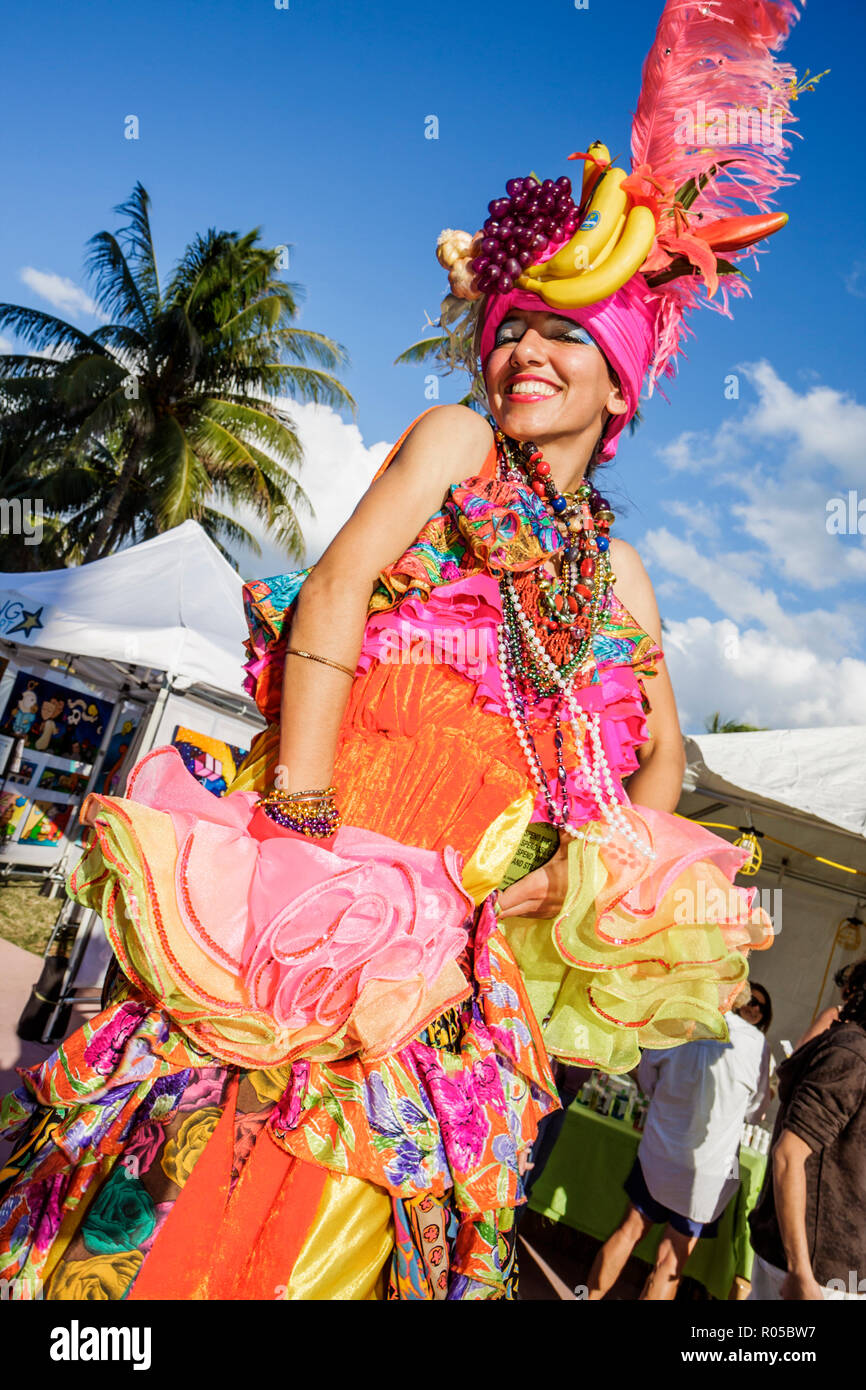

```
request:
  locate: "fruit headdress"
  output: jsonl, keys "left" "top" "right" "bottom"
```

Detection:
{"left": 435, "top": 0, "right": 815, "bottom": 460}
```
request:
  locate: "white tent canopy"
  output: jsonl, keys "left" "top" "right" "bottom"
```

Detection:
{"left": 679, "top": 729, "right": 866, "bottom": 1059}
{"left": 683, "top": 728, "right": 866, "bottom": 839}
{"left": 0, "top": 521, "right": 254, "bottom": 699}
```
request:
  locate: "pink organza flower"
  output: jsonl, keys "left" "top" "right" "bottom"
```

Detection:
{"left": 121, "top": 747, "right": 476, "bottom": 1058}
{"left": 240, "top": 831, "right": 472, "bottom": 1032}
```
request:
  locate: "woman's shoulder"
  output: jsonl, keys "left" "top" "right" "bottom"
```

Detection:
{"left": 609, "top": 536, "right": 649, "bottom": 582}
{"left": 410, "top": 403, "right": 495, "bottom": 445}
{"left": 391, "top": 405, "right": 496, "bottom": 486}
{"left": 607, "top": 537, "right": 661, "bottom": 645}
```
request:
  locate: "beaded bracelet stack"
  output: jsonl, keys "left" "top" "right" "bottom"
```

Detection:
{"left": 257, "top": 785, "right": 342, "bottom": 838}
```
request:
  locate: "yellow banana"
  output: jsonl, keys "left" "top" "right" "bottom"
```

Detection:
{"left": 590, "top": 211, "right": 626, "bottom": 270}
{"left": 530, "top": 168, "right": 627, "bottom": 280}
{"left": 582, "top": 141, "right": 610, "bottom": 201}
{"left": 517, "top": 204, "right": 657, "bottom": 308}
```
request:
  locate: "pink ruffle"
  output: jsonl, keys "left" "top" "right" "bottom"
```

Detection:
{"left": 603, "top": 803, "right": 755, "bottom": 927}
{"left": 242, "top": 650, "right": 271, "bottom": 702}
{"left": 358, "top": 575, "right": 650, "bottom": 823}
{"left": 125, "top": 748, "right": 473, "bottom": 1035}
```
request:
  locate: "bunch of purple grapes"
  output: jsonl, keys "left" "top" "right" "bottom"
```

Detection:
{"left": 470, "top": 176, "right": 578, "bottom": 296}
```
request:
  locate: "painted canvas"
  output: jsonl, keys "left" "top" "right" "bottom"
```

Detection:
{"left": 19, "top": 799, "right": 74, "bottom": 845}
{"left": 0, "top": 671, "right": 113, "bottom": 762}
{"left": 171, "top": 726, "right": 249, "bottom": 797}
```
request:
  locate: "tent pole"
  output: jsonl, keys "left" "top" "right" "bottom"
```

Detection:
{"left": 135, "top": 670, "right": 175, "bottom": 757}
{"left": 19, "top": 673, "right": 176, "bottom": 1042}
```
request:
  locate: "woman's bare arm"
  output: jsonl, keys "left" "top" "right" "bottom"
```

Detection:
{"left": 794, "top": 1006, "right": 839, "bottom": 1051}
{"left": 275, "top": 405, "right": 494, "bottom": 791}
{"left": 609, "top": 538, "right": 686, "bottom": 814}
{"left": 773, "top": 1130, "right": 825, "bottom": 1300}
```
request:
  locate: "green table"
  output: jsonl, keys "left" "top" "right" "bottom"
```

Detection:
{"left": 528, "top": 1103, "right": 767, "bottom": 1301}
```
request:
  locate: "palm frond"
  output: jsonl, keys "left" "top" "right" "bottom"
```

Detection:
{"left": 393, "top": 335, "right": 449, "bottom": 366}
{"left": 199, "top": 505, "right": 263, "bottom": 558}
{"left": 198, "top": 397, "right": 304, "bottom": 468}
{"left": 0, "top": 304, "right": 107, "bottom": 358}
{"left": 254, "top": 364, "right": 355, "bottom": 411}
{"left": 90, "top": 322, "right": 151, "bottom": 370}
{"left": 0, "top": 353, "right": 66, "bottom": 380}
{"left": 271, "top": 327, "right": 349, "bottom": 370}
{"left": 84, "top": 231, "right": 151, "bottom": 335}
{"left": 113, "top": 182, "right": 161, "bottom": 314}
{"left": 146, "top": 415, "right": 211, "bottom": 529}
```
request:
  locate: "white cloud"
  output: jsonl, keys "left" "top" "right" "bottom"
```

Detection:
{"left": 19, "top": 268, "right": 106, "bottom": 322}
{"left": 730, "top": 473, "right": 866, "bottom": 592}
{"left": 667, "top": 497, "right": 721, "bottom": 539}
{"left": 643, "top": 364, "right": 866, "bottom": 729}
{"left": 845, "top": 260, "right": 866, "bottom": 299}
{"left": 662, "top": 616, "right": 866, "bottom": 732}
{"left": 659, "top": 362, "right": 866, "bottom": 479}
{"left": 643, "top": 528, "right": 859, "bottom": 661}
{"left": 227, "top": 401, "right": 391, "bottom": 577}
{"left": 743, "top": 362, "right": 866, "bottom": 474}
{"left": 657, "top": 423, "right": 738, "bottom": 473}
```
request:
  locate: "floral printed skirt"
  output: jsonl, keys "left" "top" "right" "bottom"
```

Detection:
{"left": 0, "top": 899, "right": 558, "bottom": 1300}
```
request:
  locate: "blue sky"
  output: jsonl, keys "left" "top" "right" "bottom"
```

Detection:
{"left": 1, "top": 0, "right": 864, "bottom": 731}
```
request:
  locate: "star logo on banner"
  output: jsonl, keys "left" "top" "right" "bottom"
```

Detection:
{"left": 7, "top": 605, "right": 45, "bottom": 637}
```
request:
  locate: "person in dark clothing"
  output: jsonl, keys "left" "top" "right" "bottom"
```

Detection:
{"left": 521, "top": 1062, "right": 590, "bottom": 1203}
{"left": 748, "top": 958, "right": 866, "bottom": 1300}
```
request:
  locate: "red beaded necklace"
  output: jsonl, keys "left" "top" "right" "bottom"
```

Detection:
{"left": 495, "top": 430, "right": 615, "bottom": 695}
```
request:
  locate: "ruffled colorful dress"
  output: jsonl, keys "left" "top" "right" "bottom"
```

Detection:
{"left": 0, "top": 415, "right": 771, "bottom": 1300}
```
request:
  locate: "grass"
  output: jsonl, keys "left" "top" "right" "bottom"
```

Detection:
{"left": 0, "top": 880, "right": 63, "bottom": 956}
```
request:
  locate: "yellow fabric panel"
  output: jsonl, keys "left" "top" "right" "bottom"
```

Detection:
{"left": 279, "top": 1171, "right": 393, "bottom": 1301}
{"left": 228, "top": 726, "right": 277, "bottom": 795}
{"left": 461, "top": 791, "right": 535, "bottom": 904}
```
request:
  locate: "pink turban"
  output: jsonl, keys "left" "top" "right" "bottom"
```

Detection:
{"left": 478, "top": 275, "right": 659, "bottom": 461}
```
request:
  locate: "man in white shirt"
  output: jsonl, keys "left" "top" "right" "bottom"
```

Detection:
{"left": 586, "top": 991, "right": 771, "bottom": 1300}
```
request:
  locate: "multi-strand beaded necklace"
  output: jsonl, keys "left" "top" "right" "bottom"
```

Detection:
{"left": 495, "top": 430, "right": 655, "bottom": 859}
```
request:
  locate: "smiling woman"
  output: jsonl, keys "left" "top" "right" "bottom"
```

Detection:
{"left": 0, "top": 0, "right": 801, "bottom": 1304}
{"left": 485, "top": 309, "right": 628, "bottom": 481}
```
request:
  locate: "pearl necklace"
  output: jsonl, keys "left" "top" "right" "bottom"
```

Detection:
{"left": 495, "top": 434, "right": 656, "bottom": 860}
{"left": 497, "top": 601, "right": 655, "bottom": 859}
{"left": 495, "top": 429, "right": 614, "bottom": 643}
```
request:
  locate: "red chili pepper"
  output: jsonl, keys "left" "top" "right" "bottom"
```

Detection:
{"left": 692, "top": 211, "right": 789, "bottom": 252}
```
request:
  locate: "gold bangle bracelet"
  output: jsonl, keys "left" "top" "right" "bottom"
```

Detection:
{"left": 286, "top": 648, "right": 355, "bottom": 678}
{"left": 268, "top": 786, "right": 338, "bottom": 800}
{"left": 258, "top": 788, "right": 337, "bottom": 806}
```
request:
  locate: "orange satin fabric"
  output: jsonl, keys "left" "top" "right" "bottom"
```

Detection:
{"left": 336, "top": 661, "right": 531, "bottom": 855}
{"left": 235, "top": 659, "right": 581, "bottom": 868}
{"left": 128, "top": 1077, "right": 328, "bottom": 1301}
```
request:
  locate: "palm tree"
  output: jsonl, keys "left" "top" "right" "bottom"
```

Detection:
{"left": 0, "top": 184, "right": 353, "bottom": 568}
{"left": 395, "top": 297, "right": 489, "bottom": 412}
{"left": 705, "top": 712, "right": 767, "bottom": 734}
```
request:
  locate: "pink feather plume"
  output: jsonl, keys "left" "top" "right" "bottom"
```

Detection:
{"left": 630, "top": 0, "right": 803, "bottom": 388}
